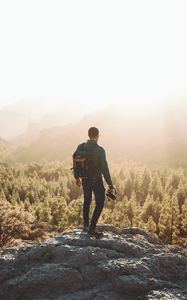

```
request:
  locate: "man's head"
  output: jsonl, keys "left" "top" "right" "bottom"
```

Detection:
{"left": 88, "top": 127, "right": 99, "bottom": 142}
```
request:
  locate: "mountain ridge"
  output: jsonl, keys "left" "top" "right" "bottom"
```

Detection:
{"left": 0, "top": 98, "right": 103, "bottom": 139}
{"left": 13, "top": 108, "right": 187, "bottom": 166}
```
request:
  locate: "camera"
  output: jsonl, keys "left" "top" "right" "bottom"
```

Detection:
{"left": 106, "top": 188, "right": 117, "bottom": 201}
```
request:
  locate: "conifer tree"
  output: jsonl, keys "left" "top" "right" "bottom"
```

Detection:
{"left": 146, "top": 216, "right": 157, "bottom": 234}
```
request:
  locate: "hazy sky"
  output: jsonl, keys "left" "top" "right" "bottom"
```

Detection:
{"left": 0, "top": 0, "right": 187, "bottom": 111}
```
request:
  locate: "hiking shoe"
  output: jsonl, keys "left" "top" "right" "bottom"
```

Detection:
{"left": 87, "top": 230, "right": 103, "bottom": 238}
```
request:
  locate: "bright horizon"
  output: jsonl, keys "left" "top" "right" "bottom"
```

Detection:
{"left": 0, "top": 0, "right": 187, "bottom": 112}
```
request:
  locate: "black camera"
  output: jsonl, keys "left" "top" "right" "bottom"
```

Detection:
{"left": 106, "top": 188, "right": 117, "bottom": 201}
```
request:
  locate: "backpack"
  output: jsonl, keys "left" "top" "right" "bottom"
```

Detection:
{"left": 72, "top": 143, "right": 97, "bottom": 179}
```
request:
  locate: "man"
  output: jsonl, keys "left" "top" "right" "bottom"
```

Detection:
{"left": 73, "top": 127, "right": 114, "bottom": 237}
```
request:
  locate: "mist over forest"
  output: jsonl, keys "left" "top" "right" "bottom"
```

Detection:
{"left": 0, "top": 98, "right": 186, "bottom": 168}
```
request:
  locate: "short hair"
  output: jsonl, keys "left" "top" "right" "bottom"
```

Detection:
{"left": 88, "top": 127, "right": 99, "bottom": 138}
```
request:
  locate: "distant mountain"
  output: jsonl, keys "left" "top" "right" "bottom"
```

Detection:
{"left": 12, "top": 110, "right": 88, "bottom": 146}
{"left": 13, "top": 106, "right": 187, "bottom": 166}
{"left": 0, "top": 137, "right": 13, "bottom": 164}
{"left": 2, "top": 98, "right": 102, "bottom": 140}
{"left": 0, "top": 109, "right": 30, "bottom": 139}
{"left": 0, "top": 99, "right": 48, "bottom": 139}
{"left": 0, "top": 137, "right": 9, "bottom": 151}
{"left": 11, "top": 122, "right": 43, "bottom": 146}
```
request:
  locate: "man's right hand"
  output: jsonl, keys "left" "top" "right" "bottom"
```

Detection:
{"left": 108, "top": 184, "right": 115, "bottom": 191}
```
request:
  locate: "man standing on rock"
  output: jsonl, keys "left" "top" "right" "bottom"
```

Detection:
{"left": 73, "top": 127, "right": 114, "bottom": 238}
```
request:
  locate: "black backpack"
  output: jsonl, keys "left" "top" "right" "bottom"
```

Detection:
{"left": 72, "top": 143, "right": 97, "bottom": 179}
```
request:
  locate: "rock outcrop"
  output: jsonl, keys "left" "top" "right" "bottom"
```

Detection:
{"left": 0, "top": 225, "right": 187, "bottom": 300}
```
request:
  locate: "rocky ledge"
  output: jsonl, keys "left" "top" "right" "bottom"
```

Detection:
{"left": 0, "top": 225, "right": 187, "bottom": 300}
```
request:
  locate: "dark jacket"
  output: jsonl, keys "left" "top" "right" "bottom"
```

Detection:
{"left": 75, "top": 140, "right": 112, "bottom": 185}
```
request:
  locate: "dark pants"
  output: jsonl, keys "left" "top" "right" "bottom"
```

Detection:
{"left": 82, "top": 177, "right": 105, "bottom": 231}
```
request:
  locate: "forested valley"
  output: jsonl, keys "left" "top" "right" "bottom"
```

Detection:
{"left": 0, "top": 161, "right": 187, "bottom": 247}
